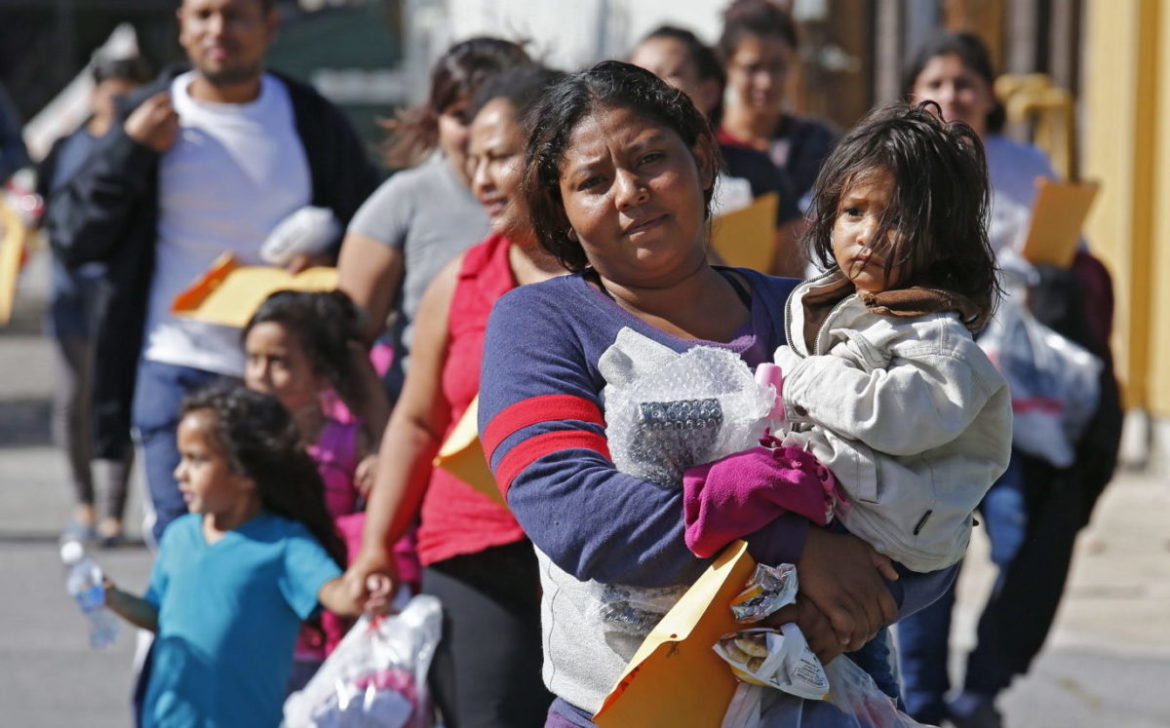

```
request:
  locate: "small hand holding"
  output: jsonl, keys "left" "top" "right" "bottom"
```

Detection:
{"left": 363, "top": 573, "right": 395, "bottom": 615}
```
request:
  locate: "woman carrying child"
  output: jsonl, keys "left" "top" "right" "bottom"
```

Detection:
{"left": 102, "top": 384, "right": 377, "bottom": 727}
{"left": 476, "top": 62, "right": 961, "bottom": 727}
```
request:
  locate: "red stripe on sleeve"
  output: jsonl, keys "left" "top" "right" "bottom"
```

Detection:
{"left": 495, "top": 430, "right": 611, "bottom": 497}
{"left": 482, "top": 394, "right": 605, "bottom": 460}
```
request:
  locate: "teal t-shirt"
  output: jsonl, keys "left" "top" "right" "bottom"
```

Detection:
{"left": 143, "top": 512, "right": 343, "bottom": 728}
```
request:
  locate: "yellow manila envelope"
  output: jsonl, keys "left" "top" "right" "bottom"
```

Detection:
{"left": 432, "top": 396, "right": 506, "bottom": 508}
{"left": 594, "top": 540, "right": 757, "bottom": 728}
{"left": 710, "top": 192, "right": 778, "bottom": 272}
{"left": 171, "top": 252, "right": 338, "bottom": 328}
{"left": 1021, "top": 178, "right": 1099, "bottom": 268}
{"left": 0, "top": 201, "right": 29, "bottom": 326}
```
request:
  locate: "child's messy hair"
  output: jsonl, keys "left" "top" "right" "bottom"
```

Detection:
{"left": 243, "top": 290, "right": 365, "bottom": 410}
{"left": 181, "top": 383, "right": 345, "bottom": 567}
{"left": 804, "top": 101, "right": 998, "bottom": 331}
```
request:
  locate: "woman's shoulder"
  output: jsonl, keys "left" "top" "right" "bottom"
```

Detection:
{"left": 494, "top": 272, "right": 586, "bottom": 313}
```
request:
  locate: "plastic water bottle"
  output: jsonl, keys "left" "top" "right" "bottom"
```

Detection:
{"left": 60, "top": 540, "right": 120, "bottom": 648}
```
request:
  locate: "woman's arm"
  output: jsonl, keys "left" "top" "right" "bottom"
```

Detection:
{"left": 347, "top": 258, "right": 459, "bottom": 580}
{"left": 336, "top": 231, "right": 406, "bottom": 343}
{"left": 479, "top": 285, "right": 809, "bottom": 589}
{"left": 103, "top": 580, "right": 159, "bottom": 632}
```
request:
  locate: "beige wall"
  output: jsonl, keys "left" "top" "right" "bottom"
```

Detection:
{"left": 1083, "top": 0, "right": 1169, "bottom": 417}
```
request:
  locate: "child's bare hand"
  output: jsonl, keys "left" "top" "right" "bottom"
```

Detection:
{"left": 363, "top": 574, "right": 394, "bottom": 615}
{"left": 871, "top": 551, "right": 899, "bottom": 582}
{"left": 355, "top": 454, "right": 378, "bottom": 499}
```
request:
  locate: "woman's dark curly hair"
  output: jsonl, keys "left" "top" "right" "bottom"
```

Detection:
{"left": 243, "top": 289, "right": 364, "bottom": 411}
{"left": 902, "top": 30, "right": 1006, "bottom": 135}
{"left": 521, "top": 60, "right": 721, "bottom": 272}
{"left": 181, "top": 383, "right": 345, "bottom": 567}
{"left": 382, "top": 37, "right": 532, "bottom": 169}
{"left": 803, "top": 101, "right": 999, "bottom": 331}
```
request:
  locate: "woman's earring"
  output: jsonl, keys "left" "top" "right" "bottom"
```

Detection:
{"left": 567, "top": 229, "right": 578, "bottom": 242}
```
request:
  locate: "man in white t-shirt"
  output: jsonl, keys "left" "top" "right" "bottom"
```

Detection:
{"left": 46, "top": 0, "right": 379, "bottom": 542}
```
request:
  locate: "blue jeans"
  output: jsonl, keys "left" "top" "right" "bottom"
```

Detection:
{"left": 895, "top": 455, "right": 1026, "bottom": 722}
{"left": 131, "top": 359, "right": 226, "bottom": 544}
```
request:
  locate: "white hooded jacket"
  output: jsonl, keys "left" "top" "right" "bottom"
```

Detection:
{"left": 776, "top": 272, "right": 1012, "bottom": 572}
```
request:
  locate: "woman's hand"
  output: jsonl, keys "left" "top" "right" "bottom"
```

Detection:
{"left": 795, "top": 527, "right": 898, "bottom": 652}
{"left": 764, "top": 597, "right": 847, "bottom": 664}
{"left": 342, "top": 557, "right": 396, "bottom": 615}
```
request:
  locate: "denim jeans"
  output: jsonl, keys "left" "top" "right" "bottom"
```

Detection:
{"left": 895, "top": 455, "right": 1025, "bottom": 722}
{"left": 131, "top": 359, "right": 226, "bottom": 544}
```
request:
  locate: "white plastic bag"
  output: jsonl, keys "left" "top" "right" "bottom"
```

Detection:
{"left": 283, "top": 595, "right": 442, "bottom": 728}
{"left": 736, "top": 656, "right": 932, "bottom": 727}
{"left": 979, "top": 293, "right": 1101, "bottom": 468}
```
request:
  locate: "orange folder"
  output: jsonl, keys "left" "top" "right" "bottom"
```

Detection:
{"left": 171, "top": 253, "right": 338, "bottom": 328}
{"left": 432, "top": 396, "right": 506, "bottom": 508}
{"left": 710, "top": 192, "right": 778, "bottom": 272}
{"left": 0, "top": 201, "right": 28, "bottom": 326}
{"left": 594, "top": 540, "right": 756, "bottom": 727}
{"left": 1021, "top": 178, "right": 1099, "bottom": 268}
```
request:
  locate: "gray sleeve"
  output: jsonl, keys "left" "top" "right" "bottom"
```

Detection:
{"left": 346, "top": 171, "right": 414, "bottom": 250}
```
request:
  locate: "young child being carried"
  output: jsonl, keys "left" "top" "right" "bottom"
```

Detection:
{"left": 102, "top": 384, "right": 387, "bottom": 727}
{"left": 242, "top": 290, "right": 418, "bottom": 688}
{"left": 685, "top": 102, "right": 1012, "bottom": 574}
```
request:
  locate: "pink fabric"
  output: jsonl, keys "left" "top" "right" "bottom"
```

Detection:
{"left": 682, "top": 445, "right": 841, "bottom": 558}
{"left": 309, "top": 416, "right": 362, "bottom": 518}
{"left": 301, "top": 417, "right": 421, "bottom": 657}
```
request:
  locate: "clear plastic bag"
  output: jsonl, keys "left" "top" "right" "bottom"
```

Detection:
{"left": 979, "top": 293, "right": 1101, "bottom": 468}
{"left": 599, "top": 329, "right": 775, "bottom": 486}
{"left": 283, "top": 595, "right": 442, "bottom": 728}
{"left": 724, "top": 657, "right": 933, "bottom": 727}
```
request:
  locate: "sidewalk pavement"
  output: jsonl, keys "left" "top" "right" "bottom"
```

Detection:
{"left": 2, "top": 249, "right": 1169, "bottom": 727}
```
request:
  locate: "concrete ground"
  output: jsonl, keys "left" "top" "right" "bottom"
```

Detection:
{"left": 2, "top": 249, "right": 1169, "bottom": 727}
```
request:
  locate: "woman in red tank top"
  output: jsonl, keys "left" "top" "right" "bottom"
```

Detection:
{"left": 345, "top": 66, "right": 566, "bottom": 728}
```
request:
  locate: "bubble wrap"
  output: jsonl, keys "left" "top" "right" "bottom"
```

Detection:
{"left": 599, "top": 329, "right": 776, "bottom": 487}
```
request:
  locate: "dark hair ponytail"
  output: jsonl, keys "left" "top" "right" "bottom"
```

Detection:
{"left": 381, "top": 37, "right": 532, "bottom": 169}
{"left": 181, "top": 383, "right": 345, "bottom": 567}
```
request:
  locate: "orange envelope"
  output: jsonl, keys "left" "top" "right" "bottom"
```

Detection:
{"left": 0, "top": 200, "right": 28, "bottom": 326}
{"left": 710, "top": 192, "right": 778, "bottom": 272}
{"left": 1021, "top": 178, "right": 1099, "bottom": 268}
{"left": 433, "top": 396, "right": 506, "bottom": 508}
{"left": 171, "top": 253, "right": 338, "bottom": 328}
{"left": 594, "top": 540, "right": 756, "bottom": 728}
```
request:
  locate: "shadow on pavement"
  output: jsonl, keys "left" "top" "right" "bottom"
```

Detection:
{"left": 0, "top": 397, "right": 52, "bottom": 447}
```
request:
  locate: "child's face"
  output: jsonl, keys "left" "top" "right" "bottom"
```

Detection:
{"left": 173, "top": 409, "right": 254, "bottom": 517}
{"left": 831, "top": 167, "right": 903, "bottom": 294}
{"left": 244, "top": 321, "right": 325, "bottom": 416}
